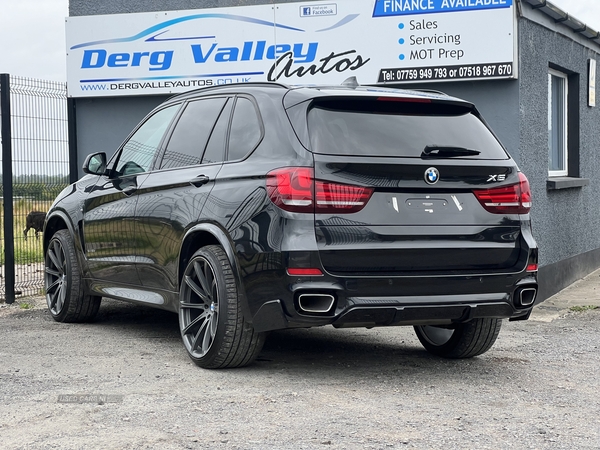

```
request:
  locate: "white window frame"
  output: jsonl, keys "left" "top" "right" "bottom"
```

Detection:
{"left": 548, "top": 69, "right": 569, "bottom": 177}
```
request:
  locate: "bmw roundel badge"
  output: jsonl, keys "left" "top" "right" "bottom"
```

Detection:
{"left": 424, "top": 167, "right": 440, "bottom": 185}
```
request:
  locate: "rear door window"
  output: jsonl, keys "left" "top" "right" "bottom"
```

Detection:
{"left": 203, "top": 99, "right": 233, "bottom": 165}
{"left": 307, "top": 98, "right": 508, "bottom": 159}
{"left": 227, "top": 97, "right": 262, "bottom": 161}
{"left": 159, "top": 97, "right": 227, "bottom": 170}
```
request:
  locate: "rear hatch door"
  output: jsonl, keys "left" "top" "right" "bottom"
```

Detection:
{"left": 304, "top": 95, "right": 525, "bottom": 276}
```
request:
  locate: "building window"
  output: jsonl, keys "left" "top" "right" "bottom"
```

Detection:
{"left": 548, "top": 69, "right": 568, "bottom": 177}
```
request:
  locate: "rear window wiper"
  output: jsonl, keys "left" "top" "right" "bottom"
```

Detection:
{"left": 421, "top": 145, "right": 481, "bottom": 158}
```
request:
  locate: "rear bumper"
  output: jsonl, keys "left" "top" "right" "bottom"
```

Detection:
{"left": 246, "top": 263, "right": 538, "bottom": 332}
{"left": 332, "top": 297, "right": 532, "bottom": 329}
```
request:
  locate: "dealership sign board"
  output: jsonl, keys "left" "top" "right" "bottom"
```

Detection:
{"left": 66, "top": 0, "right": 517, "bottom": 97}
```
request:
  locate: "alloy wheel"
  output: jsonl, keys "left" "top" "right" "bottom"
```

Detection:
{"left": 45, "top": 238, "right": 68, "bottom": 315}
{"left": 416, "top": 325, "right": 455, "bottom": 346}
{"left": 179, "top": 256, "right": 220, "bottom": 359}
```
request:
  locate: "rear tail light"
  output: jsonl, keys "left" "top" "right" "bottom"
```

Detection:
{"left": 526, "top": 263, "right": 538, "bottom": 273}
{"left": 267, "top": 167, "right": 313, "bottom": 213}
{"left": 315, "top": 181, "right": 373, "bottom": 212}
{"left": 473, "top": 172, "right": 532, "bottom": 214}
{"left": 286, "top": 268, "right": 323, "bottom": 276}
{"left": 267, "top": 167, "right": 373, "bottom": 214}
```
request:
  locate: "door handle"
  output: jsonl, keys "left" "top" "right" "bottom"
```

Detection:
{"left": 190, "top": 175, "right": 210, "bottom": 187}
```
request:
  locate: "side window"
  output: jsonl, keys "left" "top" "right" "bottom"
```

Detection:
{"left": 548, "top": 70, "right": 568, "bottom": 177}
{"left": 115, "top": 105, "right": 179, "bottom": 177}
{"left": 547, "top": 66, "right": 580, "bottom": 180}
{"left": 202, "top": 99, "right": 233, "bottom": 165}
{"left": 159, "top": 98, "right": 227, "bottom": 170}
{"left": 227, "top": 97, "right": 262, "bottom": 161}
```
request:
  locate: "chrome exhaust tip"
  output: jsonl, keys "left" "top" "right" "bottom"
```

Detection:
{"left": 517, "top": 288, "right": 537, "bottom": 307}
{"left": 298, "top": 293, "right": 335, "bottom": 314}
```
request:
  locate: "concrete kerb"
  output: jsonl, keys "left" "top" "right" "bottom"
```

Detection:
{"left": 531, "top": 268, "right": 600, "bottom": 322}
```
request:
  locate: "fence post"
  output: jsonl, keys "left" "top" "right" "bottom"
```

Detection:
{"left": 67, "top": 98, "right": 78, "bottom": 184}
{"left": 1, "top": 74, "right": 15, "bottom": 304}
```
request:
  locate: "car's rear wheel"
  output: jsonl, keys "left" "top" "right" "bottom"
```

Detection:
{"left": 45, "top": 229, "right": 101, "bottom": 322}
{"left": 179, "top": 245, "right": 265, "bottom": 369}
{"left": 414, "top": 318, "right": 502, "bottom": 358}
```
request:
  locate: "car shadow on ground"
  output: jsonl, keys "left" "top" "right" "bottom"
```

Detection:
{"left": 260, "top": 327, "right": 451, "bottom": 367}
{"left": 35, "top": 298, "right": 526, "bottom": 377}
{"left": 252, "top": 326, "right": 530, "bottom": 383}
{"left": 35, "top": 298, "right": 181, "bottom": 340}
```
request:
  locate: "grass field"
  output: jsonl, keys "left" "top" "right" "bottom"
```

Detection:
{"left": 1, "top": 198, "right": 54, "bottom": 265}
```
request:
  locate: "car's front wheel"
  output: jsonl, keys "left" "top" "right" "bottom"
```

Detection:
{"left": 45, "top": 229, "right": 101, "bottom": 322}
{"left": 414, "top": 318, "right": 502, "bottom": 358}
{"left": 179, "top": 245, "right": 265, "bottom": 369}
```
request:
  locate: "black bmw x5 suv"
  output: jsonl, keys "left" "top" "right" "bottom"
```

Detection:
{"left": 44, "top": 82, "right": 538, "bottom": 368}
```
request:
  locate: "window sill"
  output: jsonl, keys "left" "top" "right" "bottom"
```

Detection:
{"left": 546, "top": 177, "right": 590, "bottom": 190}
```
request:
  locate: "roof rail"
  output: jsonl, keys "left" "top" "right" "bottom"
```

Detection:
{"left": 167, "top": 81, "right": 290, "bottom": 100}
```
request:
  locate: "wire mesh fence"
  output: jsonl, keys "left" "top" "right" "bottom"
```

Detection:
{"left": 1, "top": 75, "right": 69, "bottom": 300}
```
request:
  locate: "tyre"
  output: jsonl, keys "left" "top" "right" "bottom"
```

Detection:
{"left": 414, "top": 318, "right": 502, "bottom": 358}
{"left": 45, "top": 229, "right": 101, "bottom": 322}
{"left": 179, "top": 245, "right": 265, "bottom": 369}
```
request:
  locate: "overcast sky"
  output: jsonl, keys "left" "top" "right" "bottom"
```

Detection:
{"left": 0, "top": 0, "right": 599, "bottom": 82}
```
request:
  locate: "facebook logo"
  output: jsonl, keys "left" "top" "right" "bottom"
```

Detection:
{"left": 300, "top": 4, "right": 337, "bottom": 17}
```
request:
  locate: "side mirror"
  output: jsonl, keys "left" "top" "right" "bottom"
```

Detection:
{"left": 82, "top": 152, "right": 107, "bottom": 175}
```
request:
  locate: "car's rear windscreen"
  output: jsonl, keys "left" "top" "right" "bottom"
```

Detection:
{"left": 307, "top": 98, "right": 509, "bottom": 159}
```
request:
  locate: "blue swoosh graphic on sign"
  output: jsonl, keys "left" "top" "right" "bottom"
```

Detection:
{"left": 316, "top": 14, "right": 360, "bottom": 32}
{"left": 71, "top": 14, "right": 305, "bottom": 50}
{"left": 79, "top": 72, "right": 264, "bottom": 82}
{"left": 145, "top": 30, "right": 215, "bottom": 42}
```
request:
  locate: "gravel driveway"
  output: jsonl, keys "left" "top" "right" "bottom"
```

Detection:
{"left": 0, "top": 294, "right": 599, "bottom": 449}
